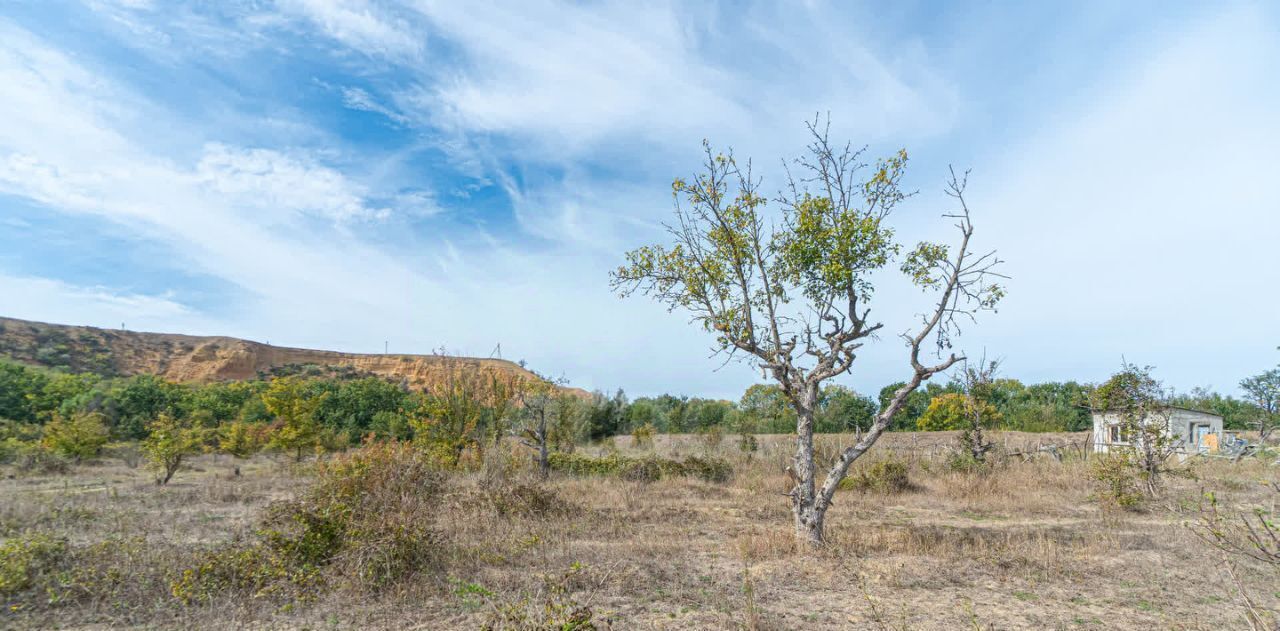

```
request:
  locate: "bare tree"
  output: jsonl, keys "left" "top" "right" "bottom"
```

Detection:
{"left": 611, "top": 117, "right": 1005, "bottom": 545}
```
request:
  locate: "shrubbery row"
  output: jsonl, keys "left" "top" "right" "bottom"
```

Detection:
{"left": 547, "top": 452, "right": 733, "bottom": 483}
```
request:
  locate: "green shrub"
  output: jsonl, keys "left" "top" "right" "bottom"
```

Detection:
{"left": 173, "top": 441, "right": 447, "bottom": 603}
{"left": 142, "top": 414, "right": 207, "bottom": 484}
{"left": 0, "top": 436, "right": 28, "bottom": 465}
{"left": 1, "top": 439, "right": 71, "bottom": 474}
{"left": 41, "top": 412, "right": 109, "bottom": 462}
{"left": 620, "top": 457, "right": 664, "bottom": 482}
{"left": 699, "top": 425, "right": 724, "bottom": 451}
{"left": 839, "top": 456, "right": 912, "bottom": 494}
{"left": 0, "top": 532, "right": 67, "bottom": 594}
{"left": 0, "top": 420, "right": 42, "bottom": 443}
{"left": 631, "top": 422, "right": 656, "bottom": 449}
{"left": 737, "top": 432, "right": 759, "bottom": 453}
{"left": 101, "top": 441, "right": 142, "bottom": 468}
{"left": 945, "top": 450, "right": 995, "bottom": 474}
{"left": 547, "top": 452, "right": 732, "bottom": 483}
{"left": 677, "top": 455, "right": 733, "bottom": 483}
{"left": 217, "top": 420, "right": 270, "bottom": 459}
{"left": 1089, "top": 454, "right": 1142, "bottom": 510}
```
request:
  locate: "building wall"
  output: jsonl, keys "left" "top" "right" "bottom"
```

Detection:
{"left": 1091, "top": 408, "right": 1223, "bottom": 454}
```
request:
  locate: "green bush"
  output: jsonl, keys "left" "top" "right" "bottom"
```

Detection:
{"left": 0, "top": 532, "right": 67, "bottom": 594}
{"left": 1, "top": 438, "right": 71, "bottom": 474}
{"left": 1089, "top": 454, "right": 1142, "bottom": 510}
{"left": 0, "top": 436, "right": 27, "bottom": 465}
{"left": 173, "top": 441, "right": 447, "bottom": 603}
{"left": 631, "top": 422, "right": 656, "bottom": 449}
{"left": 698, "top": 425, "right": 724, "bottom": 451}
{"left": 41, "top": 412, "right": 110, "bottom": 462}
{"left": 945, "top": 449, "right": 998, "bottom": 474}
{"left": 676, "top": 455, "right": 734, "bottom": 483}
{"left": 620, "top": 457, "right": 664, "bottom": 482}
{"left": 547, "top": 452, "right": 732, "bottom": 483}
{"left": 839, "top": 456, "right": 912, "bottom": 494}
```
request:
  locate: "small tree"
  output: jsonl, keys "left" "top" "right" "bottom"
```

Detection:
{"left": 1089, "top": 364, "right": 1177, "bottom": 495}
{"left": 1240, "top": 365, "right": 1280, "bottom": 443}
{"left": 217, "top": 420, "right": 269, "bottom": 476}
{"left": 369, "top": 410, "right": 414, "bottom": 441}
{"left": 957, "top": 357, "right": 1001, "bottom": 463}
{"left": 414, "top": 359, "right": 518, "bottom": 466}
{"left": 612, "top": 119, "right": 1004, "bottom": 545}
{"left": 699, "top": 424, "right": 725, "bottom": 452}
{"left": 917, "top": 394, "right": 979, "bottom": 431}
{"left": 548, "top": 394, "right": 588, "bottom": 453}
{"left": 219, "top": 420, "right": 268, "bottom": 458}
{"left": 477, "top": 370, "right": 522, "bottom": 450}
{"left": 631, "top": 422, "right": 656, "bottom": 450}
{"left": 262, "top": 377, "right": 327, "bottom": 462}
{"left": 514, "top": 376, "right": 558, "bottom": 479}
{"left": 41, "top": 411, "right": 109, "bottom": 463}
{"left": 143, "top": 413, "right": 205, "bottom": 485}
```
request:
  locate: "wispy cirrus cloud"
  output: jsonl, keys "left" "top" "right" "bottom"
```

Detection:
{"left": 278, "top": 0, "right": 425, "bottom": 59}
{"left": 196, "top": 143, "right": 391, "bottom": 223}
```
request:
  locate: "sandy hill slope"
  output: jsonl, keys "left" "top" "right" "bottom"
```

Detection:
{"left": 0, "top": 316, "right": 562, "bottom": 393}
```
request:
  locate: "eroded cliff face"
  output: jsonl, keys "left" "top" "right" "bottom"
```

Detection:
{"left": 0, "top": 316, "right": 549, "bottom": 392}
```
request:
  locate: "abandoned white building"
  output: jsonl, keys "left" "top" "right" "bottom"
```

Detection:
{"left": 1091, "top": 406, "right": 1224, "bottom": 455}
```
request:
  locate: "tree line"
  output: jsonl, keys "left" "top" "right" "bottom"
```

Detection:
{"left": 3, "top": 357, "right": 1269, "bottom": 451}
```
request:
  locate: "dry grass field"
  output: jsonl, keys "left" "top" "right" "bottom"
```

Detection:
{"left": 1, "top": 431, "right": 1276, "bottom": 630}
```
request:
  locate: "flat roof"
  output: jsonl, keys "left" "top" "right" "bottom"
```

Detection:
{"left": 1091, "top": 405, "right": 1223, "bottom": 419}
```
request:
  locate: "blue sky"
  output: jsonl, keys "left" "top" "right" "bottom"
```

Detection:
{"left": 1, "top": 0, "right": 1277, "bottom": 399}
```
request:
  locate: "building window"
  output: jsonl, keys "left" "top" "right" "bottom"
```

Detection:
{"left": 1107, "top": 424, "right": 1129, "bottom": 445}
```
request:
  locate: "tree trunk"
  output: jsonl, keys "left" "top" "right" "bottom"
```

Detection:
{"left": 794, "top": 502, "right": 825, "bottom": 545}
{"left": 159, "top": 454, "right": 181, "bottom": 485}
{"left": 537, "top": 435, "right": 549, "bottom": 480}
{"left": 790, "top": 401, "right": 826, "bottom": 546}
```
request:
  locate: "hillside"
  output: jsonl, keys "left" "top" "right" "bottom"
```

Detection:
{"left": 0, "top": 316, "right": 554, "bottom": 392}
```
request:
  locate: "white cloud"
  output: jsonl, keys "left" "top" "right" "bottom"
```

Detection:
{"left": 196, "top": 143, "right": 390, "bottom": 223}
{"left": 402, "top": 1, "right": 956, "bottom": 156}
{"left": 278, "top": 0, "right": 424, "bottom": 59}
{"left": 339, "top": 85, "right": 410, "bottom": 125}
{"left": 370, "top": 1, "right": 963, "bottom": 258}
{"left": 0, "top": 20, "right": 451, "bottom": 347}
{"left": 0, "top": 273, "right": 210, "bottom": 333}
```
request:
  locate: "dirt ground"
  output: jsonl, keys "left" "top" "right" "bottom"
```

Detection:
{"left": 1, "top": 431, "right": 1276, "bottom": 629}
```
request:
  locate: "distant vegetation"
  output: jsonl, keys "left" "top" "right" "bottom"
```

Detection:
{"left": 0, "top": 356, "right": 1268, "bottom": 480}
